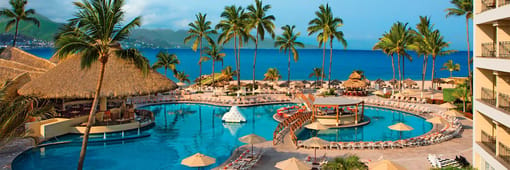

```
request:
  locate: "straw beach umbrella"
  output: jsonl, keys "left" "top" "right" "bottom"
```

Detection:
{"left": 439, "top": 102, "right": 457, "bottom": 110}
{"left": 19, "top": 53, "right": 177, "bottom": 99}
{"left": 426, "top": 116, "right": 446, "bottom": 125}
{"left": 305, "top": 121, "right": 329, "bottom": 137}
{"left": 275, "top": 157, "right": 311, "bottom": 170}
{"left": 388, "top": 122, "right": 413, "bottom": 140}
{"left": 239, "top": 134, "right": 266, "bottom": 157}
{"left": 301, "top": 137, "right": 329, "bottom": 161}
{"left": 444, "top": 109, "right": 464, "bottom": 118}
{"left": 181, "top": 153, "right": 216, "bottom": 168}
{"left": 368, "top": 160, "right": 406, "bottom": 170}
{"left": 403, "top": 78, "right": 417, "bottom": 87}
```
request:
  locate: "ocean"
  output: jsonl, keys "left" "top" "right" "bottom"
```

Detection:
{"left": 26, "top": 48, "right": 470, "bottom": 82}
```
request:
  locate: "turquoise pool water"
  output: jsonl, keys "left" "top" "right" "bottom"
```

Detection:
{"left": 12, "top": 104, "right": 432, "bottom": 170}
{"left": 297, "top": 107, "right": 433, "bottom": 142}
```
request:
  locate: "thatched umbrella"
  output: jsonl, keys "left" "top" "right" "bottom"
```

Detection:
{"left": 343, "top": 79, "right": 367, "bottom": 89}
{"left": 239, "top": 134, "right": 266, "bottom": 157}
{"left": 444, "top": 110, "right": 464, "bottom": 117}
{"left": 439, "top": 102, "right": 457, "bottom": 110}
{"left": 368, "top": 160, "right": 406, "bottom": 170}
{"left": 19, "top": 53, "right": 177, "bottom": 99}
{"left": 349, "top": 72, "right": 362, "bottom": 80}
{"left": 301, "top": 80, "right": 310, "bottom": 84}
{"left": 181, "top": 153, "right": 216, "bottom": 168}
{"left": 388, "top": 122, "right": 413, "bottom": 140}
{"left": 403, "top": 78, "right": 417, "bottom": 86}
{"left": 275, "top": 157, "right": 311, "bottom": 170}
{"left": 330, "top": 79, "right": 342, "bottom": 86}
{"left": 389, "top": 79, "right": 398, "bottom": 85}
{"left": 301, "top": 137, "right": 329, "bottom": 161}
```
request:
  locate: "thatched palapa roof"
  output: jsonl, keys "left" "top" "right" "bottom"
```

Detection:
{"left": 348, "top": 72, "right": 362, "bottom": 80}
{"left": 0, "top": 47, "right": 55, "bottom": 70}
{"left": 403, "top": 78, "right": 417, "bottom": 86}
{"left": 343, "top": 79, "right": 367, "bottom": 89}
{"left": 0, "top": 47, "right": 53, "bottom": 83}
{"left": 19, "top": 53, "right": 177, "bottom": 99}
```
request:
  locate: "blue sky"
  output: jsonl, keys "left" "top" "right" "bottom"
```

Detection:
{"left": 0, "top": 0, "right": 473, "bottom": 50}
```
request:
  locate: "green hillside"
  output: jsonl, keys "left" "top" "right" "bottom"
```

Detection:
{"left": 0, "top": 14, "right": 61, "bottom": 41}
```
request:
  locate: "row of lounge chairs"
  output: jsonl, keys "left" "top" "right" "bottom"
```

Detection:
{"left": 223, "top": 149, "right": 262, "bottom": 170}
{"left": 128, "top": 95, "right": 291, "bottom": 105}
{"left": 358, "top": 98, "right": 432, "bottom": 114}
{"left": 428, "top": 154, "right": 463, "bottom": 168}
{"left": 390, "top": 95, "right": 427, "bottom": 104}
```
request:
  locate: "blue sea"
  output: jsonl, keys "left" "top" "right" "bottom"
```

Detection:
{"left": 26, "top": 48, "right": 470, "bottom": 82}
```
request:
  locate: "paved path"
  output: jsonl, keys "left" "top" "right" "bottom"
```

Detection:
{"left": 0, "top": 138, "right": 35, "bottom": 170}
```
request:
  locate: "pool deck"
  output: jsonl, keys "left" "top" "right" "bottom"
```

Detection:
{"left": 0, "top": 138, "right": 35, "bottom": 170}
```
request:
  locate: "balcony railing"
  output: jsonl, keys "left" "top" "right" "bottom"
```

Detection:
{"left": 498, "top": 0, "right": 510, "bottom": 7}
{"left": 482, "top": 131, "right": 497, "bottom": 154}
{"left": 500, "top": 41, "right": 510, "bottom": 58}
{"left": 482, "top": 42, "right": 496, "bottom": 57}
{"left": 482, "top": 0, "right": 497, "bottom": 11}
{"left": 499, "top": 142, "right": 510, "bottom": 165}
{"left": 499, "top": 92, "right": 510, "bottom": 113}
{"left": 482, "top": 87, "right": 497, "bottom": 106}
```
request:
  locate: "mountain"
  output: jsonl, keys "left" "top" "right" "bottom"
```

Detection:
{"left": 0, "top": 14, "right": 62, "bottom": 41}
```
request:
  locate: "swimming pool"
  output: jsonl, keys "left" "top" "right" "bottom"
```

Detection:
{"left": 12, "top": 103, "right": 432, "bottom": 170}
{"left": 297, "top": 107, "right": 433, "bottom": 142}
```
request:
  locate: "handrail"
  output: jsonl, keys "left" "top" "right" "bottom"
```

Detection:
{"left": 499, "top": 41, "right": 510, "bottom": 58}
{"left": 482, "top": 42, "right": 496, "bottom": 57}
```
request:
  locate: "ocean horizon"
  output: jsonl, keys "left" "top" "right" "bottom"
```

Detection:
{"left": 26, "top": 48, "right": 471, "bottom": 82}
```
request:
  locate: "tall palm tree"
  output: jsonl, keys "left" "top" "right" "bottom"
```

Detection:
{"left": 0, "top": 0, "right": 40, "bottom": 47}
{"left": 373, "top": 33, "right": 396, "bottom": 82}
{"left": 204, "top": 42, "right": 225, "bottom": 87}
{"left": 175, "top": 71, "right": 191, "bottom": 84}
{"left": 442, "top": 60, "right": 461, "bottom": 77}
{"left": 247, "top": 0, "right": 275, "bottom": 91}
{"left": 413, "top": 16, "right": 434, "bottom": 96}
{"left": 263, "top": 68, "right": 281, "bottom": 82}
{"left": 152, "top": 51, "right": 180, "bottom": 79}
{"left": 221, "top": 66, "right": 237, "bottom": 81}
{"left": 327, "top": 22, "right": 347, "bottom": 89}
{"left": 429, "top": 30, "right": 455, "bottom": 89}
{"left": 446, "top": 0, "right": 472, "bottom": 77}
{"left": 275, "top": 25, "right": 304, "bottom": 90}
{"left": 216, "top": 6, "right": 249, "bottom": 87}
{"left": 308, "top": 4, "right": 334, "bottom": 86}
{"left": 322, "top": 155, "right": 367, "bottom": 170}
{"left": 54, "top": 0, "right": 145, "bottom": 169}
{"left": 309, "top": 67, "right": 323, "bottom": 89}
{"left": 386, "top": 22, "right": 414, "bottom": 91}
{"left": 184, "top": 13, "right": 216, "bottom": 91}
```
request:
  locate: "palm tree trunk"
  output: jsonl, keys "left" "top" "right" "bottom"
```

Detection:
{"left": 328, "top": 40, "right": 333, "bottom": 89}
{"left": 199, "top": 39, "right": 203, "bottom": 91}
{"left": 402, "top": 55, "right": 405, "bottom": 88}
{"left": 253, "top": 33, "right": 258, "bottom": 93}
{"left": 450, "top": 71, "right": 453, "bottom": 78}
{"left": 13, "top": 20, "right": 19, "bottom": 47}
{"left": 237, "top": 37, "right": 242, "bottom": 87}
{"left": 288, "top": 52, "right": 291, "bottom": 90}
{"left": 431, "top": 56, "right": 436, "bottom": 89}
{"left": 77, "top": 59, "right": 107, "bottom": 170}
{"left": 233, "top": 33, "right": 239, "bottom": 87}
{"left": 391, "top": 54, "right": 395, "bottom": 80}
{"left": 212, "top": 59, "right": 215, "bottom": 87}
{"left": 321, "top": 44, "right": 326, "bottom": 87}
{"left": 465, "top": 17, "right": 471, "bottom": 77}
{"left": 421, "top": 55, "right": 428, "bottom": 97}
{"left": 397, "top": 52, "right": 401, "bottom": 91}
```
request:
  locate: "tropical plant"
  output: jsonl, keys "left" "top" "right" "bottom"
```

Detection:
{"left": 428, "top": 30, "right": 455, "bottom": 89}
{"left": 452, "top": 80, "right": 470, "bottom": 112}
{"left": 204, "top": 42, "right": 226, "bottom": 87}
{"left": 322, "top": 155, "right": 367, "bottom": 170}
{"left": 413, "top": 16, "right": 434, "bottom": 96}
{"left": 152, "top": 51, "right": 180, "bottom": 79}
{"left": 275, "top": 25, "right": 304, "bottom": 89}
{"left": 373, "top": 32, "right": 396, "bottom": 82}
{"left": 263, "top": 68, "right": 281, "bottom": 81}
{"left": 309, "top": 67, "right": 323, "bottom": 89}
{"left": 184, "top": 13, "right": 216, "bottom": 90}
{"left": 247, "top": 0, "right": 275, "bottom": 91}
{"left": 326, "top": 21, "right": 347, "bottom": 89}
{"left": 446, "top": 0, "right": 472, "bottom": 78}
{"left": 308, "top": 4, "right": 334, "bottom": 85}
{"left": 0, "top": 80, "right": 52, "bottom": 145}
{"left": 53, "top": 0, "right": 146, "bottom": 169}
{"left": 0, "top": 0, "right": 40, "bottom": 47}
{"left": 221, "top": 66, "right": 237, "bottom": 81}
{"left": 175, "top": 71, "right": 191, "bottom": 84}
{"left": 442, "top": 60, "right": 461, "bottom": 77}
{"left": 216, "top": 5, "right": 250, "bottom": 87}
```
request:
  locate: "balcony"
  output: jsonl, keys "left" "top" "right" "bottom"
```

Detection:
{"left": 482, "top": 87, "right": 497, "bottom": 106}
{"left": 500, "top": 142, "right": 510, "bottom": 165}
{"left": 482, "top": 0, "right": 497, "bottom": 11}
{"left": 482, "top": 131, "right": 497, "bottom": 154}
{"left": 499, "top": 41, "right": 510, "bottom": 58}
{"left": 482, "top": 42, "right": 497, "bottom": 58}
{"left": 498, "top": 0, "right": 510, "bottom": 7}
{"left": 499, "top": 92, "right": 510, "bottom": 113}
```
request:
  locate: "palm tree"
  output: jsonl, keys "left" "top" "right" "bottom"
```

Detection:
{"left": 216, "top": 6, "right": 250, "bottom": 87}
{"left": 263, "top": 68, "right": 281, "bottom": 82}
{"left": 429, "top": 30, "right": 455, "bottom": 89}
{"left": 184, "top": 13, "right": 216, "bottom": 91}
{"left": 221, "top": 66, "right": 237, "bottom": 81}
{"left": 204, "top": 42, "right": 226, "bottom": 87}
{"left": 322, "top": 155, "right": 367, "bottom": 170}
{"left": 442, "top": 60, "right": 461, "bottom": 77}
{"left": 446, "top": 0, "right": 472, "bottom": 78}
{"left": 327, "top": 21, "right": 347, "bottom": 89}
{"left": 452, "top": 79, "right": 470, "bottom": 112}
{"left": 308, "top": 4, "right": 334, "bottom": 86}
{"left": 413, "top": 16, "right": 434, "bottom": 96}
{"left": 385, "top": 22, "right": 415, "bottom": 90}
{"left": 175, "top": 71, "right": 191, "bottom": 84}
{"left": 373, "top": 33, "right": 396, "bottom": 82}
{"left": 152, "top": 51, "right": 180, "bottom": 79}
{"left": 0, "top": 0, "right": 40, "bottom": 47}
{"left": 0, "top": 80, "right": 52, "bottom": 145}
{"left": 275, "top": 25, "right": 304, "bottom": 90}
{"left": 54, "top": 0, "right": 145, "bottom": 169}
{"left": 309, "top": 67, "right": 323, "bottom": 89}
{"left": 247, "top": 0, "right": 275, "bottom": 91}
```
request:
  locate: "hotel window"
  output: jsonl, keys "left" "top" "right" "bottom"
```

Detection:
{"left": 484, "top": 160, "right": 495, "bottom": 170}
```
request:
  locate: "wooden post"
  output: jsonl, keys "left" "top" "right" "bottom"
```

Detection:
{"left": 336, "top": 106, "right": 339, "bottom": 126}
{"left": 361, "top": 102, "right": 364, "bottom": 121}
{"left": 355, "top": 104, "right": 359, "bottom": 124}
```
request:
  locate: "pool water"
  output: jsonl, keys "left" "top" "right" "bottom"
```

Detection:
{"left": 12, "top": 103, "right": 289, "bottom": 170}
{"left": 12, "top": 104, "right": 432, "bottom": 170}
{"left": 297, "top": 107, "right": 433, "bottom": 142}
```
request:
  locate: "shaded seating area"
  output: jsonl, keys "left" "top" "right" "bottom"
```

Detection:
{"left": 312, "top": 97, "right": 365, "bottom": 126}
{"left": 343, "top": 72, "right": 368, "bottom": 96}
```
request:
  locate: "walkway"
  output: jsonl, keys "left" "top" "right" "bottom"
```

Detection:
{"left": 0, "top": 138, "right": 35, "bottom": 170}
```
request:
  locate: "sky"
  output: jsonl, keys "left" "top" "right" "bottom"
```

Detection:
{"left": 0, "top": 0, "right": 473, "bottom": 50}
